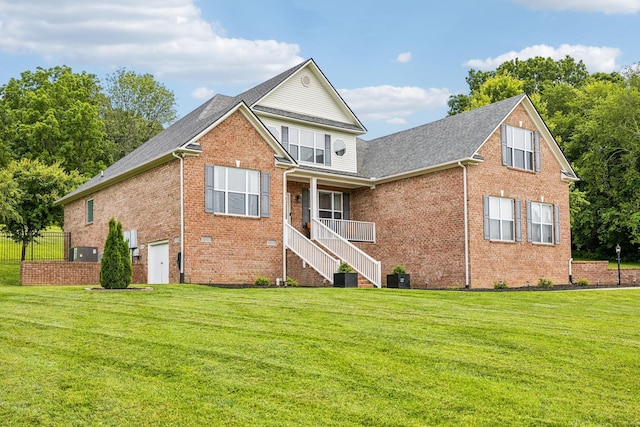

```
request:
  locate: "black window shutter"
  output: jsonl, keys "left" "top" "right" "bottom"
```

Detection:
{"left": 515, "top": 200, "right": 522, "bottom": 242}
{"left": 535, "top": 131, "right": 541, "bottom": 172}
{"left": 554, "top": 204, "right": 560, "bottom": 244}
{"left": 483, "top": 196, "right": 490, "bottom": 240}
{"left": 343, "top": 193, "right": 350, "bottom": 220}
{"left": 302, "top": 188, "right": 310, "bottom": 227}
{"left": 501, "top": 124, "right": 509, "bottom": 166}
{"left": 526, "top": 201, "right": 532, "bottom": 242}
{"left": 261, "top": 172, "right": 270, "bottom": 218}
{"left": 205, "top": 165, "right": 214, "bottom": 213}
{"left": 324, "top": 134, "right": 331, "bottom": 166}
{"left": 281, "top": 126, "right": 289, "bottom": 152}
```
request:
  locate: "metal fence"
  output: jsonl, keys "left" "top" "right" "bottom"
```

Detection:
{"left": 0, "top": 231, "right": 71, "bottom": 261}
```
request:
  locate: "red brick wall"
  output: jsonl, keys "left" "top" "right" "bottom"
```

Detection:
{"left": 572, "top": 261, "right": 640, "bottom": 286}
{"left": 63, "top": 111, "right": 288, "bottom": 286}
{"left": 467, "top": 104, "right": 572, "bottom": 288}
{"left": 20, "top": 261, "right": 144, "bottom": 286}
{"left": 63, "top": 161, "right": 181, "bottom": 284}
{"left": 181, "top": 111, "right": 285, "bottom": 285}
{"left": 351, "top": 168, "right": 467, "bottom": 289}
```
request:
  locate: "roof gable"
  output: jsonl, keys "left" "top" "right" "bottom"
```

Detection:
{"left": 254, "top": 59, "right": 365, "bottom": 132}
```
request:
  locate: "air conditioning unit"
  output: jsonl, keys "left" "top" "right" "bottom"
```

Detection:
{"left": 69, "top": 246, "right": 98, "bottom": 262}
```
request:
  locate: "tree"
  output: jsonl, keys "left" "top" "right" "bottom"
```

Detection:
{"left": 468, "top": 73, "right": 524, "bottom": 110}
{"left": 569, "top": 81, "right": 640, "bottom": 258}
{"left": 99, "top": 217, "right": 132, "bottom": 289}
{"left": 0, "top": 167, "right": 19, "bottom": 224}
{"left": 0, "top": 66, "right": 110, "bottom": 177}
{"left": 1, "top": 159, "right": 83, "bottom": 260}
{"left": 102, "top": 68, "right": 177, "bottom": 160}
{"left": 448, "top": 56, "right": 591, "bottom": 115}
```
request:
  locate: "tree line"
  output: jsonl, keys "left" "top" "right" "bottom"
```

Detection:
{"left": 0, "top": 66, "right": 177, "bottom": 259}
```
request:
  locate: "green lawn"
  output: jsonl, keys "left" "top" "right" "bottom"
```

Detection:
{"left": 1, "top": 282, "right": 639, "bottom": 426}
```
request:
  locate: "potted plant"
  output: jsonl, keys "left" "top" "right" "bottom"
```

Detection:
{"left": 387, "top": 265, "right": 410, "bottom": 289}
{"left": 333, "top": 262, "right": 358, "bottom": 288}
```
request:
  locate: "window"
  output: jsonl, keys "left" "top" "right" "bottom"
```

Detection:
{"left": 282, "top": 126, "right": 331, "bottom": 166}
{"left": 204, "top": 165, "right": 269, "bottom": 218}
{"left": 483, "top": 196, "right": 521, "bottom": 242}
{"left": 86, "top": 199, "right": 94, "bottom": 224}
{"left": 318, "top": 191, "right": 342, "bottom": 219}
{"left": 501, "top": 124, "right": 540, "bottom": 172}
{"left": 527, "top": 202, "right": 560, "bottom": 244}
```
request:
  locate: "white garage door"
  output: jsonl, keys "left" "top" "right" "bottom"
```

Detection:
{"left": 148, "top": 241, "right": 169, "bottom": 284}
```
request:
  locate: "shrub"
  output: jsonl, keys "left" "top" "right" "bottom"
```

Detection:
{"left": 494, "top": 280, "right": 508, "bottom": 289}
{"left": 392, "top": 265, "right": 407, "bottom": 275}
{"left": 337, "top": 262, "right": 353, "bottom": 273}
{"left": 537, "top": 278, "right": 554, "bottom": 288}
{"left": 285, "top": 276, "right": 299, "bottom": 287}
{"left": 99, "top": 218, "right": 132, "bottom": 289}
{"left": 576, "top": 278, "right": 589, "bottom": 287}
{"left": 254, "top": 275, "right": 271, "bottom": 287}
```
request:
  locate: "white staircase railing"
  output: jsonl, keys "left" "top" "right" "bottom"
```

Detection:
{"left": 312, "top": 218, "right": 381, "bottom": 288}
{"left": 318, "top": 218, "right": 376, "bottom": 242}
{"left": 285, "top": 222, "right": 339, "bottom": 283}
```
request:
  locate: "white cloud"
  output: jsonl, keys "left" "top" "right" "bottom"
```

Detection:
{"left": 395, "top": 52, "right": 412, "bottom": 63}
{"left": 511, "top": 0, "right": 640, "bottom": 14}
{"left": 0, "top": 0, "right": 303, "bottom": 84}
{"left": 465, "top": 44, "right": 622, "bottom": 73}
{"left": 192, "top": 87, "right": 215, "bottom": 100}
{"left": 339, "top": 85, "right": 451, "bottom": 125}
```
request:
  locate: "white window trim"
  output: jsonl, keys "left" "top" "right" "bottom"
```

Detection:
{"left": 529, "top": 201, "right": 554, "bottom": 245}
{"left": 286, "top": 125, "right": 327, "bottom": 165}
{"left": 213, "top": 166, "right": 260, "bottom": 218}
{"left": 487, "top": 196, "right": 515, "bottom": 242}
{"left": 504, "top": 125, "right": 535, "bottom": 171}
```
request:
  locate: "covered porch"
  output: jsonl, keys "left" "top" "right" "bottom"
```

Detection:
{"left": 284, "top": 172, "right": 380, "bottom": 287}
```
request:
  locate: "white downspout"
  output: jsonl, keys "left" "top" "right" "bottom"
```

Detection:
{"left": 458, "top": 162, "right": 470, "bottom": 288}
{"left": 172, "top": 152, "right": 185, "bottom": 283}
{"left": 282, "top": 168, "right": 295, "bottom": 283}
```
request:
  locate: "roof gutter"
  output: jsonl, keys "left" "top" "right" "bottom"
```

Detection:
{"left": 55, "top": 145, "right": 203, "bottom": 205}
{"left": 372, "top": 157, "right": 484, "bottom": 186}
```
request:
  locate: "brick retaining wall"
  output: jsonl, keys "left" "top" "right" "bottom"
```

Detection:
{"left": 571, "top": 261, "right": 640, "bottom": 286}
{"left": 20, "top": 261, "right": 145, "bottom": 286}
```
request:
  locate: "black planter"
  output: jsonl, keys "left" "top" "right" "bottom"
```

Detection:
{"left": 387, "top": 274, "right": 411, "bottom": 289}
{"left": 333, "top": 272, "right": 358, "bottom": 288}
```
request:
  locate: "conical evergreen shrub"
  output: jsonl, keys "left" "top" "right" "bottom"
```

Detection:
{"left": 100, "top": 218, "right": 132, "bottom": 289}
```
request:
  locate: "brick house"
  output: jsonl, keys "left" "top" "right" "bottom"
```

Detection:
{"left": 57, "top": 59, "right": 578, "bottom": 288}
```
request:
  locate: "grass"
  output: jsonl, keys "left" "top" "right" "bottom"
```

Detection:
{"left": 1, "top": 281, "right": 639, "bottom": 426}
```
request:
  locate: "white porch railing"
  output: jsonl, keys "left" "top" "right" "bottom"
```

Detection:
{"left": 318, "top": 218, "right": 376, "bottom": 243}
{"left": 285, "top": 222, "right": 339, "bottom": 283}
{"left": 312, "top": 218, "right": 381, "bottom": 288}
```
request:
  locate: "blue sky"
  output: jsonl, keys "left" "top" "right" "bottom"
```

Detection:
{"left": 1, "top": 0, "right": 639, "bottom": 139}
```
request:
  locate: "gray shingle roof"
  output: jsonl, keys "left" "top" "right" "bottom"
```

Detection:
{"left": 58, "top": 61, "right": 316, "bottom": 204}
{"left": 357, "top": 94, "right": 526, "bottom": 178}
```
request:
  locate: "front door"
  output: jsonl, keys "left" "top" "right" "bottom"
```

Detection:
{"left": 148, "top": 241, "right": 169, "bottom": 284}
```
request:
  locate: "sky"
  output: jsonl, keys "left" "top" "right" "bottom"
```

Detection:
{"left": 1, "top": 0, "right": 639, "bottom": 139}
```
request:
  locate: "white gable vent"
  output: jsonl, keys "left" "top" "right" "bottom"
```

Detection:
{"left": 301, "top": 75, "right": 311, "bottom": 87}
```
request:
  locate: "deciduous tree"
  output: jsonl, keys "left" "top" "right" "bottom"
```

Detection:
{"left": 1, "top": 159, "right": 83, "bottom": 260}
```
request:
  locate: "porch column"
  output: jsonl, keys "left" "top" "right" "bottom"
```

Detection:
{"left": 310, "top": 177, "right": 318, "bottom": 240}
